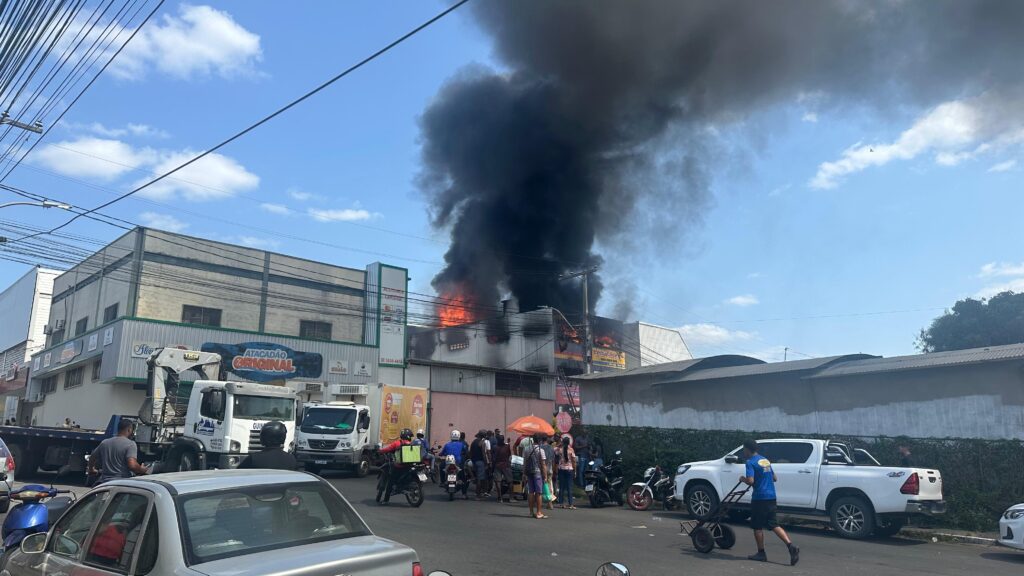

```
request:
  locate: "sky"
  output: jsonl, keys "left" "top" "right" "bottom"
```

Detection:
{"left": 0, "top": 1, "right": 1021, "bottom": 363}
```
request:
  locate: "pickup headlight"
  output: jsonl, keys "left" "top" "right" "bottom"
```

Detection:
{"left": 1004, "top": 509, "right": 1024, "bottom": 520}
{"left": 229, "top": 440, "right": 241, "bottom": 453}
{"left": 676, "top": 465, "right": 691, "bottom": 476}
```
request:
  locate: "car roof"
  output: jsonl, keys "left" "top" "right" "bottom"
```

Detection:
{"left": 108, "top": 469, "right": 320, "bottom": 495}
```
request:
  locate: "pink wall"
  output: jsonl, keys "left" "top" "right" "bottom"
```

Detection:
{"left": 429, "top": 392, "right": 552, "bottom": 446}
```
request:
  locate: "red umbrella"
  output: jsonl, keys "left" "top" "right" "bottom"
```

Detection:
{"left": 507, "top": 415, "right": 555, "bottom": 436}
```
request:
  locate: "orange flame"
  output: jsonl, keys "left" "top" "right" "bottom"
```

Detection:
{"left": 438, "top": 286, "right": 477, "bottom": 327}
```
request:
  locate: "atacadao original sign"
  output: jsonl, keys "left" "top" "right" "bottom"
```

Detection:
{"left": 201, "top": 341, "right": 322, "bottom": 383}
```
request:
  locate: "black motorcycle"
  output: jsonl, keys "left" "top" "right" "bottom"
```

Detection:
{"left": 627, "top": 465, "right": 676, "bottom": 511}
{"left": 376, "top": 455, "right": 426, "bottom": 507}
{"left": 584, "top": 450, "right": 624, "bottom": 508}
{"left": 440, "top": 455, "right": 471, "bottom": 500}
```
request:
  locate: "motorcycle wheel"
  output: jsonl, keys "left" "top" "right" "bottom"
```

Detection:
{"left": 713, "top": 524, "right": 736, "bottom": 550}
{"left": 589, "top": 494, "right": 600, "bottom": 508}
{"left": 375, "top": 471, "right": 387, "bottom": 504}
{"left": 406, "top": 480, "right": 424, "bottom": 507}
{"left": 448, "top": 490, "right": 455, "bottom": 501}
{"left": 691, "top": 526, "right": 715, "bottom": 554}
{"left": 627, "top": 486, "right": 652, "bottom": 511}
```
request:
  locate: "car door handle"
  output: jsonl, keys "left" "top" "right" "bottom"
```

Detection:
{"left": 798, "top": 469, "right": 813, "bottom": 474}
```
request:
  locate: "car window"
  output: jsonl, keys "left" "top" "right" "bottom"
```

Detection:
{"left": 134, "top": 511, "right": 159, "bottom": 575}
{"left": 50, "top": 491, "right": 111, "bottom": 559}
{"left": 179, "top": 481, "right": 370, "bottom": 565}
{"left": 84, "top": 492, "right": 150, "bottom": 573}
{"left": 759, "top": 442, "right": 814, "bottom": 464}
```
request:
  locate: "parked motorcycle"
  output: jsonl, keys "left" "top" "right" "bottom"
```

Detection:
{"left": 584, "top": 450, "right": 624, "bottom": 508}
{"left": 376, "top": 455, "right": 427, "bottom": 507}
{"left": 441, "top": 455, "right": 470, "bottom": 500}
{"left": 0, "top": 476, "right": 75, "bottom": 555}
{"left": 627, "top": 465, "right": 676, "bottom": 511}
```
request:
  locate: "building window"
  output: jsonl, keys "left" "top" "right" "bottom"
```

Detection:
{"left": 64, "top": 367, "right": 84, "bottom": 390}
{"left": 103, "top": 304, "right": 119, "bottom": 324}
{"left": 182, "top": 305, "right": 222, "bottom": 327}
{"left": 51, "top": 329, "right": 64, "bottom": 346}
{"left": 92, "top": 359, "right": 102, "bottom": 381}
{"left": 494, "top": 372, "right": 541, "bottom": 399}
{"left": 300, "top": 320, "right": 332, "bottom": 341}
{"left": 75, "top": 317, "right": 89, "bottom": 336}
{"left": 41, "top": 376, "right": 57, "bottom": 394}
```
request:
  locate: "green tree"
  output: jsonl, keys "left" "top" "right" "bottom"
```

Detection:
{"left": 917, "top": 291, "right": 1024, "bottom": 352}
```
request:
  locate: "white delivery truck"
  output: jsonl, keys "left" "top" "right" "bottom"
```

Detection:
{"left": 294, "top": 401, "right": 375, "bottom": 476}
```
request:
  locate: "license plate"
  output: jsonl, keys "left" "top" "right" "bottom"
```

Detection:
{"left": 448, "top": 474, "right": 457, "bottom": 482}
{"left": 417, "top": 472, "right": 428, "bottom": 482}
{"left": 314, "top": 460, "right": 328, "bottom": 465}
{"left": 585, "top": 484, "right": 594, "bottom": 492}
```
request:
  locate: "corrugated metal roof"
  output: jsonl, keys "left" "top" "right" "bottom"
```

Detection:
{"left": 574, "top": 354, "right": 762, "bottom": 380}
{"left": 674, "top": 354, "right": 879, "bottom": 382}
{"left": 810, "top": 343, "right": 1024, "bottom": 378}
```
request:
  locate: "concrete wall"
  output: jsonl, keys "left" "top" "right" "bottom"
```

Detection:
{"left": 0, "top": 268, "right": 41, "bottom": 351}
{"left": 30, "top": 363, "right": 142, "bottom": 430}
{"left": 264, "top": 253, "right": 365, "bottom": 342}
{"left": 581, "top": 361, "right": 1024, "bottom": 440}
{"left": 429, "top": 391, "right": 553, "bottom": 447}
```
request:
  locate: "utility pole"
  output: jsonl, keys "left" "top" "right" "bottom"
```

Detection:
{"left": 0, "top": 113, "right": 43, "bottom": 134}
{"left": 784, "top": 347, "right": 788, "bottom": 362}
{"left": 559, "top": 266, "right": 599, "bottom": 374}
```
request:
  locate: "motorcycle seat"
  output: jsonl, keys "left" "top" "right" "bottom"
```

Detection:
{"left": 44, "top": 497, "right": 74, "bottom": 522}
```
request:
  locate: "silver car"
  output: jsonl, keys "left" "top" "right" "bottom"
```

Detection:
{"left": 2, "top": 469, "right": 423, "bottom": 576}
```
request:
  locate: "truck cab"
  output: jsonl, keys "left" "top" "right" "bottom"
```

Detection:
{"left": 294, "top": 401, "right": 372, "bottom": 476}
{"left": 164, "top": 380, "right": 298, "bottom": 471}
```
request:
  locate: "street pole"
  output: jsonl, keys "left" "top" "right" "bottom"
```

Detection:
{"left": 582, "top": 270, "right": 591, "bottom": 374}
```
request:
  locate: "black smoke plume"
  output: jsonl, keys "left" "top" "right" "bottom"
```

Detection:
{"left": 420, "top": 0, "right": 1024, "bottom": 319}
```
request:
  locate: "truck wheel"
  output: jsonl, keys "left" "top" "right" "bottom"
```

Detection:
{"left": 874, "top": 517, "right": 906, "bottom": 538}
{"left": 8, "top": 443, "right": 32, "bottom": 477}
{"left": 691, "top": 526, "right": 715, "bottom": 553}
{"left": 830, "top": 496, "right": 874, "bottom": 540}
{"left": 176, "top": 450, "right": 197, "bottom": 472}
{"left": 0, "top": 497, "right": 9, "bottom": 513}
{"left": 685, "top": 483, "right": 719, "bottom": 521}
{"left": 354, "top": 455, "right": 370, "bottom": 478}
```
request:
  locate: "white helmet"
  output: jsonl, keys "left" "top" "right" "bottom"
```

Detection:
{"left": 417, "top": 428, "right": 425, "bottom": 437}
{"left": 450, "top": 429, "right": 461, "bottom": 441}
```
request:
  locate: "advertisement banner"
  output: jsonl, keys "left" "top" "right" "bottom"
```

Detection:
{"left": 60, "top": 341, "right": 79, "bottom": 364}
{"left": 201, "top": 341, "right": 323, "bottom": 383}
{"left": 378, "top": 266, "right": 408, "bottom": 366}
{"left": 379, "top": 385, "right": 428, "bottom": 444}
{"left": 592, "top": 348, "right": 626, "bottom": 370}
{"left": 591, "top": 316, "right": 626, "bottom": 371}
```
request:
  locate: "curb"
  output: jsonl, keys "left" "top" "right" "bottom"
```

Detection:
{"left": 900, "top": 529, "right": 997, "bottom": 546}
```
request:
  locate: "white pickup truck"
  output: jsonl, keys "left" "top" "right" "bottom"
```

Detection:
{"left": 674, "top": 439, "right": 945, "bottom": 539}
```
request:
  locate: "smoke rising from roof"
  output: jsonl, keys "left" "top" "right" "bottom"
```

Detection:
{"left": 419, "top": 0, "right": 1024, "bottom": 319}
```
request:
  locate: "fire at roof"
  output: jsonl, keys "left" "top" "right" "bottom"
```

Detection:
{"left": 436, "top": 285, "right": 478, "bottom": 327}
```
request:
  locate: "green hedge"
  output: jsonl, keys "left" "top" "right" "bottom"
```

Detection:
{"left": 578, "top": 425, "right": 1024, "bottom": 532}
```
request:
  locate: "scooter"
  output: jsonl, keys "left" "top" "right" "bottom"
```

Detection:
{"left": 0, "top": 475, "right": 76, "bottom": 555}
{"left": 627, "top": 465, "right": 676, "bottom": 511}
{"left": 584, "top": 450, "right": 624, "bottom": 508}
{"left": 441, "top": 455, "right": 470, "bottom": 500}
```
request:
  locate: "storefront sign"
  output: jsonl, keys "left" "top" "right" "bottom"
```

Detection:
{"left": 60, "top": 341, "right": 79, "bottom": 363}
{"left": 131, "top": 341, "right": 160, "bottom": 359}
{"left": 592, "top": 347, "right": 626, "bottom": 370}
{"left": 378, "top": 266, "right": 408, "bottom": 366}
{"left": 353, "top": 361, "right": 372, "bottom": 377}
{"left": 87, "top": 333, "right": 98, "bottom": 352}
{"left": 103, "top": 327, "right": 114, "bottom": 346}
{"left": 201, "top": 341, "right": 323, "bottom": 383}
{"left": 328, "top": 360, "right": 349, "bottom": 376}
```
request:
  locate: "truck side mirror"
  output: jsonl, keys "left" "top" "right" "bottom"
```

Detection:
{"left": 359, "top": 414, "right": 370, "bottom": 431}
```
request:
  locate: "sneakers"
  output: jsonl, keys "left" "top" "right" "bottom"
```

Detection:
{"left": 747, "top": 551, "right": 767, "bottom": 562}
{"left": 789, "top": 543, "right": 800, "bottom": 566}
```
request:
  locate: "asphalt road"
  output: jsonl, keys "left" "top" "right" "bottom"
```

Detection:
{"left": 320, "top": 471, "right": 1024, "bottom": 576}
{"left": 9, "top": 471, "right": 1024, "bottom": 576}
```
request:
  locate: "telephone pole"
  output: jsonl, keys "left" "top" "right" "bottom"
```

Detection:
{"left": 559, "top": 266, "right": 599, "bottom": 374}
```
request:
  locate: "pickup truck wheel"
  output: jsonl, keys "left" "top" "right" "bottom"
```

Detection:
{"left": 830, "top": 496, "right": 874, "bottom": 539}
{"left": 355, "top": 455, "right": 370, "bottom": 478}
{"left": 873, "top": 517, "right": 906, "bottom": 538}
{"left": 685, "top": 483, "right": 719, "bottom": 521}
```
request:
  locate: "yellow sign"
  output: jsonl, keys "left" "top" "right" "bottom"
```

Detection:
{"left": 592, "top": 347, "right": 626, "bottom": 370}
{"left": 379, "top": 385, "right": 428, "bottom": 444}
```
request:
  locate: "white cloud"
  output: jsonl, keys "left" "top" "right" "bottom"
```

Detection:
{"left": 768, "top": 183, "right": 791, "bottom": 197}
{"left": 677, "top": 323, "right": 755, "bottom": 346}
{"left": 724, "top": 294, "right": 759, "bottom": 307}
{"left": 801, "top": 112, "right": 818, "bottom": 123}
{"left": 979, "top": 262, "right": 1024, "bottom": 278}
{"left": 988, "top": 159, "right": 1017, "bottom": 173}
{"left": 975, "top": 278, "right": 1024, "bottom": 299}
{"left": 139, "top": 212, "right": 188, "bottom": 232}
{"left": 288, "top": 188, "right": 315, "bottom": 201}
{"left": 259, "top": 203, "right": 291, "bottom": 215}
{"left": 308, "top": 207, "right": 375, "bottom": 222}
{"left": 747, "top": 272, "right": 762, "bottom": 279}
{"left": 111, "top": 5, "right": 261, "bottom": 80}
{"left": 136, "top": 150, "right": 259, "bottom": 201}
{"left": 810, "top": 93, "right": 1024, "bottom": 189}
{"left": 61, "top": 121, "right": 168, "bottom": 139}
{"left": 33, "top": 137, "right": 155, "bottom": 181}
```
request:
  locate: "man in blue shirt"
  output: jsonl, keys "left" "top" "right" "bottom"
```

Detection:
{"left": 740, "top": 439, "right": 799, "bottom": 565}
{"left": 440, "top": 430, "right": 466, "bottom": 465}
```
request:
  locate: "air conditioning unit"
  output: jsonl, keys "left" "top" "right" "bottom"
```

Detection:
{"left": 302, "top": 382, "right": 323, "bottom": 393}
{"left": 54, "top": 319, "right": 65, "bottom": 330}
{"left": 330, "top": 384, "right": 369, "bottom": 397}
{"left": 42, "top": 325, "right": 52, "bottom": 335}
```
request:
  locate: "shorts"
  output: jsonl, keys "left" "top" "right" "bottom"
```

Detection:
{"left": 494, "top": 467, "right": 513, "bottom": 483}
{"left": 474, "top": 460, "right": 489, "bottom": 480}
{"left": 750, "top": 499, "right": 778, "bottom": 530}
{"left": 527, "top": 475, "right": 544, "bottom": 494}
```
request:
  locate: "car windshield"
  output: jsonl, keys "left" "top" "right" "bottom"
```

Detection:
{"left": 178, "top": 481, "right": 370, "bottom": 565}
{"left": 232, "top": 395, "right": 294, "bottom": 420}
{"left": 301, "top": 408, "right": 356, "bottom": 435}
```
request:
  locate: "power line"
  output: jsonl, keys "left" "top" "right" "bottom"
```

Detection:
{"left": 9, "top": 0, "right": 472, "bottom": 243}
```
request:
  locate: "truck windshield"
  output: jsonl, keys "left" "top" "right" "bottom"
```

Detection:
{"left": 233, "top": 396, "right": 294, "bottom": 420}
{"left": 301, "top": 408, "right": 356, "bottom": 435}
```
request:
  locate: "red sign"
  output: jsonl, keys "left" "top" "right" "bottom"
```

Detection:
{"left": 556, "top": 411, "right": 572, "bottom": 433}
{"left": 556, "top": 383, "right": 580, "bottom": 406}
{"left": 412, "top": 394, "right": 424, "bottom": 418}
{"left": 384, "top": 392, "right": 393, "bottom": 413}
